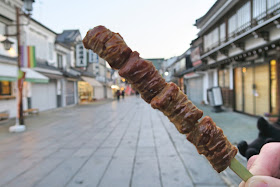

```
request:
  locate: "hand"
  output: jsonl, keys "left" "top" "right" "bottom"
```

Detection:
{"left": 239, "top": 143, "right": 280, "bottom": 187}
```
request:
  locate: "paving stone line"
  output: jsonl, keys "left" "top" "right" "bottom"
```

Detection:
{"left": 2, "top": 102, "right": 133, "bottom": 187}
{"left": 64, "top": 102, "right": 135, "bottom": 187}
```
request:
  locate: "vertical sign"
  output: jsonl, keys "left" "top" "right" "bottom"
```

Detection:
{"left": 88, "top": 50, "right": 99, "bottom": 63}
{"left": 76, "top": 43, "right": 87, "bottom": 67}
{"left": 190, "top": 46, "right": 202, "bottom": 67}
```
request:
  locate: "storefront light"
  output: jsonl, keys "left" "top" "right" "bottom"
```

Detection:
{"left": 111, "top": 85, "right": 119, "bottom": 89}
{"left": 270, "top": 59, "right": 276, "bottom": 65}
{"left": 242, "top": 67, "right": 247, "bottom": 73}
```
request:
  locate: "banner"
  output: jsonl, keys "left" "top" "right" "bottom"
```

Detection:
{"left": 20, "top": 45, "right": 37, "bottom": 68}
{"left": 76, "top": 43, "right": 87, "bottom": 67}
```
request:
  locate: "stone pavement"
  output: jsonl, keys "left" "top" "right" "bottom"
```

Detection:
{"left": 0, "top": 96, "right": 259, "bottom": 187}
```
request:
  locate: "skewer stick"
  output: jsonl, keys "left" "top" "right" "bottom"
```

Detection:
{"left": 229, "top": 157, "right": 253, "bottom": 182}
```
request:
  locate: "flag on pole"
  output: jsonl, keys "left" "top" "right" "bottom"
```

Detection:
{"left": 20, "top": 45, "right": 37, "bottom": 68}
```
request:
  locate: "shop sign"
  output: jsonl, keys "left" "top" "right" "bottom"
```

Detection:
{"left": 76, "top": 43, "right": 87, "bottom": 67}
{"left": 88, "top": 50, "right": 99, "bottom": 63}
{"left": 191, "top": 47, "right": 201, "bottom": 66}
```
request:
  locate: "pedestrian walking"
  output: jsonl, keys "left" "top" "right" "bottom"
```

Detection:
{"left": 121, "top": 90, "right": 125, "bottom": 99}
{"left": 116, "top": 90, "right": 120, "bottom": 101}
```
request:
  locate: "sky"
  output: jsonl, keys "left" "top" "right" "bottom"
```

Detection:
{"left": 32, "top": 0, "right": 216, "bottom": 59}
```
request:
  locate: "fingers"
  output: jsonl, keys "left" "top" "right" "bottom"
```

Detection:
{"left": 249, "top": 143, "right": 280, "bottom": 177}
{"left": 247, "top": 155, "right": 258, "bottom": 170}
{"left": 239, "top": 181, "right": 245, "bottom": 187}
{"left": 244, "top": 176, "right": 280, "bottom": 187}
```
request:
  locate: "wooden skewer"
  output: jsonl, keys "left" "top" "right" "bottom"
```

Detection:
{"left": 229, "top": 157, "right": 253, "bottom": 182}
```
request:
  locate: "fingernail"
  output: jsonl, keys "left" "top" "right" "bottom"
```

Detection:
{"left": 249, "top": 180, "right": 268, "bottom": 187}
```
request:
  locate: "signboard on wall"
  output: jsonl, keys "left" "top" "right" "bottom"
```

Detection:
{"left": 76, "top": 43, "right": 87, "bottom": 67}
{"left": 88, "top": 50, "right": 99, "bottom": 63}
{"left": 190, "top": 47, "right": 202, "bottom": 67}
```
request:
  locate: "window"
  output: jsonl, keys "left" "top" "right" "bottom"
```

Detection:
{"left": 57, "top": 54, "right": 63, "bottom": 69}
{"left": 253, "top": 0, "right": 266, "bottom": 20}
{"left": 228, "top": 14, "right": 237, "bottom": 38}
{"left": 268, "top": 0, "right": 280, "bottom": 14}
{"left": 212, "top": 28, "right": 219, "bottom": 47}
{"left": 204, "top": 27, "right": 219, "bottom": 51}
{"left": 67, "top": 53, "right": 71, "bottom": 67}
{"left": 219, "top": 23, "right": 226, "bottom": 43}
{"left": 0, "top": 81, "right": 12, "bottom": 96}
{"left": 237, "top": 2, "right": 251, "bottom": 32}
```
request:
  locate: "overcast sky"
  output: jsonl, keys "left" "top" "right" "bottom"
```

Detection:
{"left": 32, "top": 0, "right": 216, "bottom": 59}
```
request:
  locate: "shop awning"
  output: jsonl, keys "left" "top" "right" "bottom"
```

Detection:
{"left": 22, "top": 68, "right": 49, "bottom": 83}
{"left": 0, "top": 63, "right": 49, "bottom": 83}
{"left": 82, "top": 76, "right": 103, "bottom": 87}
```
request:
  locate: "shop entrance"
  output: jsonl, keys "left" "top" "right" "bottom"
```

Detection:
{"left": 234, "top": 63, "right": 270, "bottom": 116}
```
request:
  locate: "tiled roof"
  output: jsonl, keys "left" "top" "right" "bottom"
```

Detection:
{"left": 56, "top": 30, "right": 81, "bottom": 44}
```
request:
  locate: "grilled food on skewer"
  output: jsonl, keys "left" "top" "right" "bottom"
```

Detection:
{"left": 83, "top": 25, "right": 238, "bottom": 173}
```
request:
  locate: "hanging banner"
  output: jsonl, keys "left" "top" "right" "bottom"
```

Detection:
{"left": 20, "top": 45, "right": 37, "bottom": 68}
{"left": 76, "top": 43, "right": 87, "bottom": 67}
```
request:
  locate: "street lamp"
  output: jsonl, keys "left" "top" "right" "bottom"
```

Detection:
{"left": 1, "top": 0, "right": 35, "bottom": 132}
{"left": 23, "top": 0, "right": 35, "bottom": 12}
{"left": 1, "top": 38, "right": 14, "bottom": 50}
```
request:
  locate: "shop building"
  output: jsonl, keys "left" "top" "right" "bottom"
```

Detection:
{"left": 187, "top": 0, "right": 280, "bottom": 116}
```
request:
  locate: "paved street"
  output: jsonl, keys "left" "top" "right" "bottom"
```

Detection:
{"left": 0, "top": 96, "right": 259, "bottom": 187}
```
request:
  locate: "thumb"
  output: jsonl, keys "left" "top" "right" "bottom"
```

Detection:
{"left": 245, "top": 176, "right": 280, "bottom": 187}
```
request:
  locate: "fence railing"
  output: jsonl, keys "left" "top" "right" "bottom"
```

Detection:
{"left": 204, "top": 2, "right": 280, "bottom": 53}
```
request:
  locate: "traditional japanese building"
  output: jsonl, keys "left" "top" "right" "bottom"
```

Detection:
{"left": 187, "top": 0, "right": 280, "bottom": 117}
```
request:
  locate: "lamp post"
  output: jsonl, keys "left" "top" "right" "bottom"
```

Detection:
{"left": 1, "top": 38, "right": 14, "bottom": 50}
{"left": 0, "top": 0, "right": 35, "bottom": 132}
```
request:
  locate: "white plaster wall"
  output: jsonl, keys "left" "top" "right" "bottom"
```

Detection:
{"left": 270, "top": 27, "right": 280, "bottom": 41}
{"left": 213, "top": 69, "right": 218, "bottom": 87}
{"left": 245, "top": 37, "right": 266, "bottom": 51}
{"left": 229, "top": 47, "right": 243, "bottom": 57}
{"left": 202, "top": 72, "right": 209, "bottom": 104}
{"left": 107, "top": 87, "right": 113, "bottom": 99}
{"left": 207, "top": 58, "right": 215, "bottom": 64}
{"left": 229, "top": 64, "right": 234, "bottom": 89}
{"left": 61, "top": 79, "right": 66, "bottom": 107}
{"left": 94, "top": 86, "right": 104, "bottom": 100}
{"left": 0, "top": 99, "right": 16, "bottom": 118}
{"left": 23, "top": 18, "right": 56, "bottom": 64}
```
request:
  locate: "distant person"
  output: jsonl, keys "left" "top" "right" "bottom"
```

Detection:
{"left": 116, "top": 90, "right": 120, "bottom": 101}
{"left": 135, "top": 91, "right": 139, "bottom": 97}
{"left": 121, "top": 90, "right": 125, "bottom": 99}
{"left": 239, "top": 143, "right": 280, "bottom": 187}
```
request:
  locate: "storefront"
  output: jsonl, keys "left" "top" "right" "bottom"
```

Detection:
{"left": 0, "top": 63, "right": 49, "bottom": 117}
{"left": 63, "top": 70, "right": 80, "bottom": 106}
{"left": 184, "top": 73, "right": 204, "bottom": 104}
{"left": 78, "top": 81, "right": 93, "bottom": 102}
{"left": 65, "top": 80, "right": 76, "bottom": 105}
{"left": 218, "top": 66, "right": 234, "bottom": 108}
{"left": 234, "top": 60, "right": 277, "bottom": 116}
{"left": 81, "top": 76, "right": 103, "bottom": 100}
